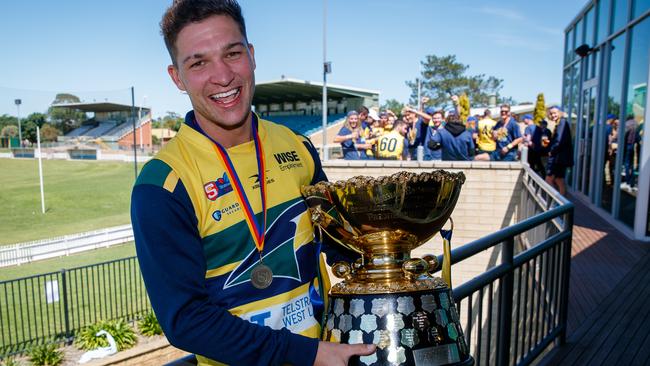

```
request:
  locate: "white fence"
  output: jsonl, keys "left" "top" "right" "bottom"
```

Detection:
{"left": 0, "top": 225, "right": 134, "bottom": 268}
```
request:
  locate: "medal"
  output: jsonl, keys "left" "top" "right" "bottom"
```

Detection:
{"left": 251, "top": 264, "right": 273, "bottom": 289}
{"left": 203, "top": 115, "right": 272, "bottom": 289}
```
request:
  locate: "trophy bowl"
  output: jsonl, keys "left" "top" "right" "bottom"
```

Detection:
{"left": 301, "top": 170, "right": 473, "bottom": 366}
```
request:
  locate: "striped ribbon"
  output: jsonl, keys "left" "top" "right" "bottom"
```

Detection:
{"left": 208, "top": 120, "right": 268, "bottom": 256}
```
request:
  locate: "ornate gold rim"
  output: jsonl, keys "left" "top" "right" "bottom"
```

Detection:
{"left": 301, "top": 170, "right": 466, "bottom": 195}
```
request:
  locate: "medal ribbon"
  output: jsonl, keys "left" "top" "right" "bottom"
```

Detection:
{"left": 208, "top": 120, "right": 267, "bottom": 257}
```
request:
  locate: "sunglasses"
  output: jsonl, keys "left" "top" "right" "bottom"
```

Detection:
{"left": 500, "top": 110, "right": 509, "bottom": 114}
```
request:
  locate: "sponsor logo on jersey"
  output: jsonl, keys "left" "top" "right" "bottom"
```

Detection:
{"left": 249, "top": 171, "right": 276, "bottom": 189}
{"left": 204, "top": 172, "right": 233, "bottom": 201}
{"left": 273, "top": 150, "right": 303, "bottom": 172}
{"left": 242, "top": 293, "right": 317, "bottom": 333}
{"left": 211, "top": 202, "right": 241, "bottom": 222}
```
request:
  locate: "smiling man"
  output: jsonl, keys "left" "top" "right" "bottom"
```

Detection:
{"left": 130, "top": 1, "right": 374, "bottom": 365}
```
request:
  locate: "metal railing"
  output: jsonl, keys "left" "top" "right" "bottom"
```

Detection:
{"left": 0, "top": 256, "right": 150, "bottom": 357}
{"left": 0, "top": 225, "right": 133, "bottom": 267}
{"left": 441, "top": 165, "right": 574, "bottom": 366}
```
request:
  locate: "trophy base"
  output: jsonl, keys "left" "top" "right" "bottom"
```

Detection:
{"left": 323, "top": 286, "right": 471, "bottom": 366}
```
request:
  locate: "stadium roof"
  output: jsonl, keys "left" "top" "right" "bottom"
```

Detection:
{"left": 50, "top": 102, "right": 150, "bottom": 113}
{"left": 253, "top": 77, "right": 379, "bottom": 104}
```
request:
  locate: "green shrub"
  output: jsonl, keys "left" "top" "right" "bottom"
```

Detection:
{"left": 75, "top": 319, "right": 137, "bottom": 351}
{"left": 28, "top": 344, "right": 63, "bottom": 366}
{"left": 138, "top": 311, "right": 163, "bottom": 337}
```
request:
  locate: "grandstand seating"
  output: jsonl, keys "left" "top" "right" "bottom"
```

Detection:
{"left": 264, "top": 113, "right": 345, "bottom": 135}
{"left": 65, "top": 124, "right": 95, "bottom": 137}
{"left": 80, "top": 121, "right": 118, "bottom": 138}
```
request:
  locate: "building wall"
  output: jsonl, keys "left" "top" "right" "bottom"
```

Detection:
{"left": 321, "top": 160, "right": 523, "bottom": 289}
{"left": 118, "top": 121, "right": 152, "bottom": 149}
{"left": 563, "top": 0, "right": 650, "bottom": 239}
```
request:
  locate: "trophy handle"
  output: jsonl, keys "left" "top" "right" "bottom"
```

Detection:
{"left": 441, "top": 217, "right": 454, "bottom": 288}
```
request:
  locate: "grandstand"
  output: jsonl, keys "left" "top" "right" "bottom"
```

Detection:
{"left": 253, "top": 77, "right": 379, "bottom": 142}
{"left": 56, "top": 102, "right": 151, "bottom": 150}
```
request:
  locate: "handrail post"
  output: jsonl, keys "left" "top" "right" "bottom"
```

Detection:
{"left": 557, "top": 207, "right": 574, "bottom": 345}
{"left": 61, "top": 269, "right": 72, "bottom": 344}
{"left": 496, "top": 237, "right": 515, "bottom": 366}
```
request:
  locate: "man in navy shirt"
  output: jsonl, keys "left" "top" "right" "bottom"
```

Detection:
{"left": 492, "top": 104, "right": 522, "bottom": 161}
{"left": 430, "top": 110, "right": 475, "bottom": 161}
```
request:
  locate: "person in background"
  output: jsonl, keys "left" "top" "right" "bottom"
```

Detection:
{"left": 430, "top": 110, "right": 475, "bottom": 161}
{"left": 334, "top": 111, "right": 372, "bottom": 160}
{"left": 423, "top": 110, "right": 445, "bottom": 161}
{"left": 474, "top": 109, "right": 497, "bottom": 161}
{"left": 545, "top": 106, "right": 574, "bottom": 196}
{"left": 623, "top": 114, "right": 639, "bottom": 190}
{"left": 357, "top": 106, "right": 370, "bottom": 131}
{"left": 523, "top": 114, "right": 545, "bottom": 176}
{"left": 376, "top": 119, "right": 409, "bottom": 160}
{"left": 491, "top": 104, "right": 522, "bottom": 161}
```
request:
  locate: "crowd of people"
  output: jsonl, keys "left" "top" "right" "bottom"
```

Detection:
{"left": 336, "top": 98, "right": 574, "bottom": 194}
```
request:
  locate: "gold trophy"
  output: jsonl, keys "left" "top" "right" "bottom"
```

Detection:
{"left": 301, "top": 171, "right": 473, "bottom": 366}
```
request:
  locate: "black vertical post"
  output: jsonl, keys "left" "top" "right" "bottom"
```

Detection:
{"left": 131, "top": 87, "right": 138, "bottom": 179}
{"left": 496, "top": 237, "right": 514, "bottom": 366}
{"left": 558, "top": 207, "right": 574, "bottom": 345}
{"left": 61, "top": 269, "right": 71, "bottom": 344}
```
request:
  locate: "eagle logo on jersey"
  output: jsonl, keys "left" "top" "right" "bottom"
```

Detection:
{"left": 223, "top": 200, "right": 313, "bottom": 289}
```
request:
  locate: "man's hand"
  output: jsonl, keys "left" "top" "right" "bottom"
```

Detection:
{"left": 314, "top": 341, "right": 376, "bottom": 366}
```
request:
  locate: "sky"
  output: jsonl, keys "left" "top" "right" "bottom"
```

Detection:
{"left": 0, "top": 0, "right": 587, "bottom": 119}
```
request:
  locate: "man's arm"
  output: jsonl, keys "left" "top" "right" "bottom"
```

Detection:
{"left": 131, "top": 162, "right": 318, "bottom": 366}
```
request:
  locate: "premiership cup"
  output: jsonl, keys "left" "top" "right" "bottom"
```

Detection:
{"left": 301, "top": 171, "right": 473, "bottom": 366}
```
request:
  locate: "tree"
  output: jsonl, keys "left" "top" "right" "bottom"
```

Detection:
{"left": 381, "top": 99, "right": 405, "bottom": 116}
{"left": 458, "top": 94, "right": 470, "bottom": 122}
{"left": 1, "top": 125, "right": 18, "bottom": 138}
{"left": 533, "top": 93, "right": 546, "bottom": 125}
{"left": 40, "top": 124, "right": 61, "bottom": 142}
{"left": 161, "top": 111, "right": 183, "bottom": 131}
{"left": 48, "top": 93, "right": 86, "bottom": 134}
{"left": 406, "top": 54, "right": 512, "bottom": 108}
{"left": 22, "top": 113, "right": 48, "bottom": 143}
{"left": 0, "top": 114, "right": 18, "bottom": 130}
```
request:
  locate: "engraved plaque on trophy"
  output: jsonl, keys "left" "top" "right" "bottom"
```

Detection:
{"left": 302, "top": 171, "right": 473, "bottom": 366}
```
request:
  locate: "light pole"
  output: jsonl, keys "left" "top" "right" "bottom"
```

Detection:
{"left": 14, "top": 99, "right": 22, "bottom": 147}
{"left": 322, "top": 0, "right": 331, "bottom": 161}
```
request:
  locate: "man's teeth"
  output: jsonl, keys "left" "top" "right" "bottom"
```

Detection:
{"left": 210, "top": 89, "right": 239, "bottom": 100}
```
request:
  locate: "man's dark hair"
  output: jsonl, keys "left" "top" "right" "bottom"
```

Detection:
{"left": 500, "top": 103, "right": 511, "bottom": 111}
{"left": 432, "top": 110, "right": 444, "bottom": 118}
{"left": 357, "top": 106, "right": 369, "bottom": 114}
{"left": 161, "top": 0, "right": 248, "bottom": 64}
{"left": 446, "top": 113, "right": 461, "bottom": 124}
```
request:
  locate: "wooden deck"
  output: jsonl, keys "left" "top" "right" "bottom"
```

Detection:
{"left": 541, "top": 192, "right": 650, "bottom": 365}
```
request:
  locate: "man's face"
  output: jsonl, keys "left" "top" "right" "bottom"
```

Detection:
{"left": 358, "top": 111, "right": 368, "bottom": 121}
{"left": 500, "top": 108, "right": 510, "bottom": 120}
{"left": 168, "top": 15, "right": 256, "bottom": 133}
{"left": 548, "top": 108, "right": 560, "bottom": 121}
{"left": 432, "top": 113, "right": 443, "bottom": 126}
{"left": 525, "top": 118, "right": 534, "bottom": 125}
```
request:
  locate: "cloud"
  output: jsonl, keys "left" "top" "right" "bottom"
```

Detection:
{"left": 482, "top": 33, "right": 553, "bottom": 52}
{"left": 477, "top": 6, "right": 525, "bottom": 21}
{"left": 474, "top": 6, "right": 562, "bottom": 37}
